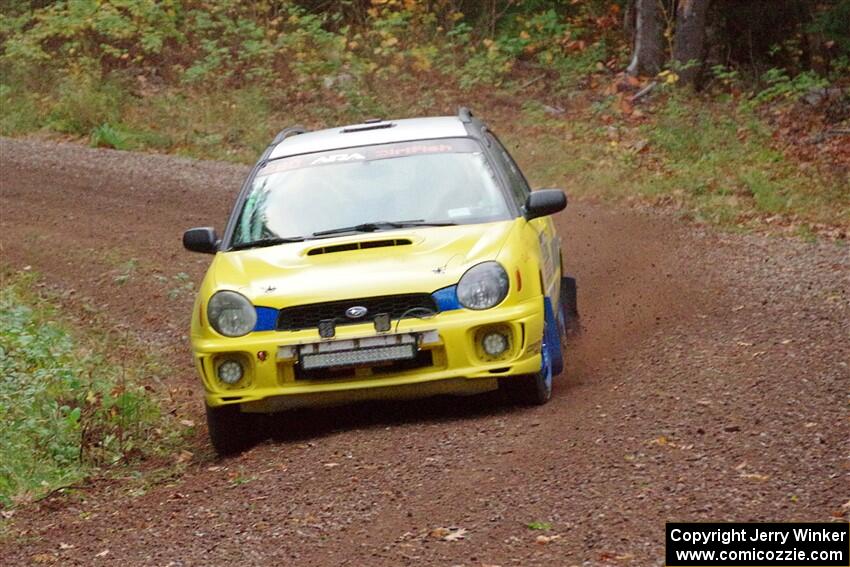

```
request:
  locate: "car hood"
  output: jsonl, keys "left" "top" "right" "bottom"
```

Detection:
{"left": 209, "top": 220, "right": 518, "bottom": 307}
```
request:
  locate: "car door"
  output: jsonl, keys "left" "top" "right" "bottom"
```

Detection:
{"left": 486, "top": 132, "right": 562, "bottom": 308}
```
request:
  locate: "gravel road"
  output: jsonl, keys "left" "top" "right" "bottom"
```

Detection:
{"left": 1, "top": 137, "right": 848, "bottom": 566}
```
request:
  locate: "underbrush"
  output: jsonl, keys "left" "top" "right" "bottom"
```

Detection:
{"left": 513, "top": 92, "right": 849, "bottom": 233}
{"left": 0, "top": 274, "right": 178, "bottom": 508}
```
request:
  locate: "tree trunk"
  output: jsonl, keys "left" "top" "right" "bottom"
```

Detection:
{"left": 672, "top": 0, "right": 711, "bottom": 85}
{"left": 627, "top": 0, "right": 665, "bottom": 76}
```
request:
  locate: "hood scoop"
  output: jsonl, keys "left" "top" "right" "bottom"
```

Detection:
{"left": 306, "top": 238, "right": 413, "bottom": 256}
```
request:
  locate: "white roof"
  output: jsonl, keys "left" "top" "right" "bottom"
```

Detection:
{"left": 268, "top": 116, "right": 469, "bottom": 159}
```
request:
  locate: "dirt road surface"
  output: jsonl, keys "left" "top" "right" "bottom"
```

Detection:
{"left": 1, "top": 138, "right": 848, "bottom": 566}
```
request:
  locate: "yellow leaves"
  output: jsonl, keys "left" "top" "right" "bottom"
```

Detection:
{"left": 658, "top": 69, "right": 679, "bottom": 85}
{"left": 381, "top": 36, "right": 399, "bottom": 48}
{"left": 412, "top": 52, "right": 432, "bottom": 72}
{"left": 652, "top": 435, "right": 671, "bottom": 446}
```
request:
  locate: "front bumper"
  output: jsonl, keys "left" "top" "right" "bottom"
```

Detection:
{"left": 192, "top": 295, "right": 545, "bottom": 410}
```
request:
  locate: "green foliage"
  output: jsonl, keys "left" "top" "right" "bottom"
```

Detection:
{"left": 636, "top": 94, "right": 840, "bottom": 223}
{"left": 90, "top": 123, "right": 129, "bottom": 150}
{"left": 808, "top": 0, "right": 850, "bottom": 57}
{"left": 1, "top": 0, "right": 183, "bottom": 68}
{"left": 0, "top": 82, "right": 40, "bottom": 135}
{"left": 48, "top": 62, "right": 127, "bottom": 135}
{"left": 749, "top": 68, "right": 829, "bottom": 106}
{"left": 0, "top": 275, "right": 173, "bottom": 507}
{"left": 459, "top": 45, "right": 514, "bottom": 90}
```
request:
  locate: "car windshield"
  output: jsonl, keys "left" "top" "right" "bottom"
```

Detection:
{"left": 230, "top": 138, "right": 510, "bottom": 247}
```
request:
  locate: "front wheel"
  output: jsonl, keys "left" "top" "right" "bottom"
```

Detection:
{"left": 205, "top": 403, "right": 256, "bottom": 456}
{"left": 500, "top": 348, "right": 553, "bottom": 406}
{"left": 501, "top": 368, "right": 552, "bottom": 406}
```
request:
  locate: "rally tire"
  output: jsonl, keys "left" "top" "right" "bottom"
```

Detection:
{"left": 561, "top": 276, "right": 580, "bottom": 335}
{"left": 500, "top": 349, "right": 553, "bottom": 406}
{"left": 205, "top": 403, "right": 256, "bottom": 456}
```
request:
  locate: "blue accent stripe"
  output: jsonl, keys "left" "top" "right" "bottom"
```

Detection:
{"left": 432, "top": 285, "right": 460, "bottom": 312}
{"left": 543, "top": 296, "right": 564, "bottom": 376}
{"left": 254, "top": 306, "right": 278, "bottom": 331}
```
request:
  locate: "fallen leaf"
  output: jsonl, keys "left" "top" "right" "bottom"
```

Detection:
{"left": 444, "top": 528, "right": 467, "bottom": 541}
{"left": 431, "top": 527, "right": 467, "bottom": 541}
{"left": 174, "top": 450, "right": 193, "bottom": 464}
{"left": 430, "top": 527, "right": 450, "bottom": 539}
{"left": 740, "top": 473, "right": 770, "bottom": 482}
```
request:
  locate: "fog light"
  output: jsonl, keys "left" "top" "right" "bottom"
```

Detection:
{"left": 482, "top": 332, "right": 508, "bottom": 356}
{"left": 217, "top": 359, "right": 243, "bottom": 384}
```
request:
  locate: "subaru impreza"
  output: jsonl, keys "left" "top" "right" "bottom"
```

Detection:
{"left": 183, "top": 108, "right": 577, "bottom": 454}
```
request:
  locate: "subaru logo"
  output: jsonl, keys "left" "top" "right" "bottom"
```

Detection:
{"left": 345, "top": 306, "right": 368, "bottom": 319}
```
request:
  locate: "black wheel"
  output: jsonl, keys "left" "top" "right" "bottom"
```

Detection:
{"left": 205, "top": 403, "right": 256, "bottom": 456}
{"left": 500, "top": 348, "right": 553, "bottom": 406}
{"left": 561, "top": 276, "right": 580, "bottom": 335}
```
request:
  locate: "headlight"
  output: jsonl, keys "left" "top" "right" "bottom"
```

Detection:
{"left": 456, "top": 261, "right": 509, "bottom": 310}
{"left": 207, "top": 290, "right": 257, "bottom": 337}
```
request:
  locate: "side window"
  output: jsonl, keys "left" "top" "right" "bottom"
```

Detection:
{"left": 486, "top": 132, "right": 531, "bottom": 208}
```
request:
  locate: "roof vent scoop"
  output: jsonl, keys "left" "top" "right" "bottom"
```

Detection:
{"left": 341, "top": 121, "right": 395, "bottom": 133}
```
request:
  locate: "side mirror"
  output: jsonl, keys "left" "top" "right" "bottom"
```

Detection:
{"left": 183, "top": 227, "right": 218, "bottom": 254}
{"left": 524, "top": 189, "right": 567, "bottom": 220}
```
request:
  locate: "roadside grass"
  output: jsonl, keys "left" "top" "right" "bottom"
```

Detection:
{"left": 0, "top": 273, "right": 180, "bottom": 508}
{"left": 511, "top": 95, "right": 849, "bottom": 233}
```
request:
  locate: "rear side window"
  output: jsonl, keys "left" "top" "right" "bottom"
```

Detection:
{"left": 486, "top": 132, "right": 531, "bottom": 207}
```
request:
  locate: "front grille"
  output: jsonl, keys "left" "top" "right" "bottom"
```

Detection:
{"left": 277, "top": 293, "right": 438, "bottom": 332}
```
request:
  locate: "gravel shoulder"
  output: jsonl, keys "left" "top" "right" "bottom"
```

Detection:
{"left": 1, "top": 137, "right": 848, "bottom": 566}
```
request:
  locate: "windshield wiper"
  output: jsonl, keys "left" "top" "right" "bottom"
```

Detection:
{"left": 312, "top": 219, "right": 457, "bottom": 237}
{"left": 229, "top": 236, "right": 306, "bottom": 251}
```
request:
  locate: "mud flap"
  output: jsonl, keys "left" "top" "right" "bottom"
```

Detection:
{"left": 560, "top": 276, "right": 580, "bottom": 336}
{"left": 543, "top": 297, "right": 564, "bottom": 377}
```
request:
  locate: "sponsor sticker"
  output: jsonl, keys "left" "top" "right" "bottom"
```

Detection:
{"left": 257, "top": 137, "right": 480, "bottom": 177}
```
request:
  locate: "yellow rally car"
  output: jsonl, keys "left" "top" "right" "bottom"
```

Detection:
{"left": 183, "top": 108, "right": 578, "bottom": 454}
